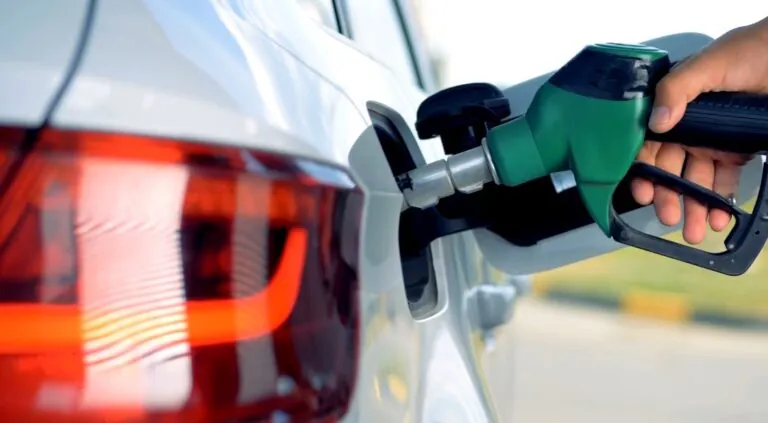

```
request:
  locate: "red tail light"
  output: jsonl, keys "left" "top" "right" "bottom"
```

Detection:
{"left": 0, "top": 128, "right": 364, "bottom": 422}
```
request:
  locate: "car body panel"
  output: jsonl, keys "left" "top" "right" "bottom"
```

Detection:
{"left": 51, "top": 0, "right": 351, "bottom": 164}
{"left": 0, "top": 0, "right": 91, "bottom": 126}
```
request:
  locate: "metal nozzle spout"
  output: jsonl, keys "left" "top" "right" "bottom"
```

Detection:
{"left": 398, "top": 142, "right": 498, "bottom": 210}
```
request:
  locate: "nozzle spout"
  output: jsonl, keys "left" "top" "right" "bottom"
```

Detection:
{"left": 398, "top": 141, "right": 498, "bottom": 209}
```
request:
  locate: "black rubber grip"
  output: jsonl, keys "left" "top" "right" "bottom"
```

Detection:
{"left": 646, "top": 91, "right": 768, "bottom": 155}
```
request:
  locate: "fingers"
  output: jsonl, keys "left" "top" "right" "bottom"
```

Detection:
{"left": 648, "top": 75, "right": 689, "bottom": 133}
{"left": 652, "top": 143, "right": 686, "bottom": 226}
{"left": 643, "top": 56, "right": 724, "bottom": 244}
{"left": 710, "top": 163, "right": 741, "bottom": 231}
{"left": 649, "top": 58, "right": 711, "bottom": 134}
{"left": 631, "top": 141, "right": 661, "bottom": 205}
{"left": 681, "top": 155, "right": 715, "bottom": 244}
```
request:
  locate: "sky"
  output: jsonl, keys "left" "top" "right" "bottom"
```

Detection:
{"left": 413, "top": 0, "right": 768, "bottom": 88}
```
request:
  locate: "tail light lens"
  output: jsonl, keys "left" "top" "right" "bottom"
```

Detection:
{"left": 0, "top": 128, "right": 364, "bottom": 422}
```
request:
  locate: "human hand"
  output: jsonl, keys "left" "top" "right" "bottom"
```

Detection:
{"left": 632, "top": 18, "right": 768, "bottom": 245}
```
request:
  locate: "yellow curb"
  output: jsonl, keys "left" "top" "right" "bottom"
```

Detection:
{"left": 386, "top": 374, "right": 408, "bottom": 404}
{"left": 621, "top": 289, "right": 691, "bottom": 322}
{"left": 531, "top": 278, "right": 550, "bottom": 297}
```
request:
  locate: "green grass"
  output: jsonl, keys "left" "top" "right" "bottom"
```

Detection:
{"left": 536, "top": 198, "right": 768, "bottom": 320}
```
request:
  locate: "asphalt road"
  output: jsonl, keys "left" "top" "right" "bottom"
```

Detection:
{"left": 489, "top": 298, "right": 768, "bottom": 423}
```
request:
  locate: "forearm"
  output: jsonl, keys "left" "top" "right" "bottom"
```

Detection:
{"left": 752, "top": 16, "right": 768, "bottom": 39}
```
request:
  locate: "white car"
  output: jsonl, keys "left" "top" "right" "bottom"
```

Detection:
{"left": 0, "top": 1, "right": 763, "bottom": 422}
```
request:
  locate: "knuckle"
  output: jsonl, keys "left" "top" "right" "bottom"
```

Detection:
{"left": 655, "top": 76, "right": 674, "bottom": 92}
{"left": 655, "top": 75, "right": 683, "bottom": 99}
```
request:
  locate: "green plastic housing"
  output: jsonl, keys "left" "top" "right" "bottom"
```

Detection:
{"left": 487, "top": 88, "right": 648, "bottom": 233}
{"left": 485, "top": 43, "right": 668, "bottom": 235}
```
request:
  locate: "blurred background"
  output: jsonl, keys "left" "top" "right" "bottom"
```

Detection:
{"left": 409, "top": 1, "right": 768, "bottom": 422}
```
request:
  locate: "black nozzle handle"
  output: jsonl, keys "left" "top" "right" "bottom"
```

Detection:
{"left": 611, "top": 161, "right": 768, "bottom": 276}
{"left": 646, "top": 91, "right": 768, "bottom": 155}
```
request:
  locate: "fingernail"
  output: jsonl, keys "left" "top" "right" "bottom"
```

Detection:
{"left": 649, "top": 106, "right": 670, "bottom": 130}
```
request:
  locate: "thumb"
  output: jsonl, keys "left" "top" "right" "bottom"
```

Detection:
{"left": 648, "top": 61, "right": 709, "bottom": 134}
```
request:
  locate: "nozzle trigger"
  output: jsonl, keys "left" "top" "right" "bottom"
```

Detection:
{"left": 609, "top": 161, "right": 768, "bottom": 276}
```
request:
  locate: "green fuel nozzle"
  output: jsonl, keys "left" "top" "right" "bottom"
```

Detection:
{"left": 399, "top": 42, "right": 768, "bottom": 276}
{"left": 487, "top": 43, "right": 669, "bottom": 235}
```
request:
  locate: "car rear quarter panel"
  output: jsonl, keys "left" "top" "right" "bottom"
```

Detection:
{"left": 0, "top": 0, "right": 91, "bottom": 126}
{"left": 49, "top": 1, "right": 498, "bottom": 422}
